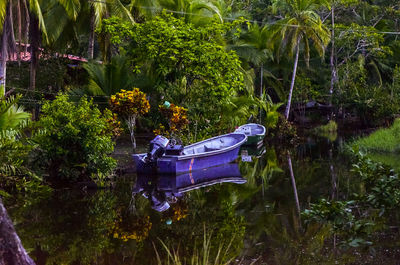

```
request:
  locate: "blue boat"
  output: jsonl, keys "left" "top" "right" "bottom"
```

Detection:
{"left": 234, "top": 123, "right": 266, "bottom": 146}
{"left": 157, "top": 133, "right": 247, "bottom": 174}
{"left": 132, "top": 163, "right": 245, "bottom": 212}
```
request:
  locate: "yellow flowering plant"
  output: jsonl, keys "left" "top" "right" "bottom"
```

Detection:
{"left": 110, "top": 88, "right": 150, "bottom": 149}
{"left": 153, "top": 103, "right": 189, "bottom": 143}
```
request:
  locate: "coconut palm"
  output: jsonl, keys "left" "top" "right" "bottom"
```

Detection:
{"left": 87, "top": 0, "right": 135, "bottom": 59}
{"left": 83, "top": 54, "right": 135, "bottom": 96}
{"left": 0, "top": 0, "right": 48, "bottom": 94}
{"left": 233, "top": 23, "right": 273, "bottom": 98}
{"left": 0, "top": 1, "right": 16, "bottom": 93}
{"left": 157, "top": 0, "right": 223, "bottom": 26}
{"left": 270, "top": 0, "right": 330, "bottom": 119}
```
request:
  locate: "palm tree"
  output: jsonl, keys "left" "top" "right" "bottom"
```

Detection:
{"left": 0, "top": 2, "right": 16, "bottom": 93}
{"left": 0, "top": 0, "right": 47, "bottom": 94}
{"left": 77, "top": 55, "right": 135, "bottom": 106}
{"left": 87, "top": 0, "right": 135, "bottom": 59}
{"left": 270, "top": 0, "right": 330, "bottom": 119}
{"left": 157, "top": 0, "right": 223, "bottom": 26}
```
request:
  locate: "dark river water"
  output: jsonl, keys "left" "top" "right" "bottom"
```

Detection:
{"left": 4, "top": 134, "right": 400, "bottom": 264}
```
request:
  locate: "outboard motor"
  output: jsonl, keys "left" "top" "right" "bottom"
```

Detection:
{"left": 146, "top": 135, "right": 169, "bottom": 162}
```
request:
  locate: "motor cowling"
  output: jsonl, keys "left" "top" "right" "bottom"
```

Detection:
{"left": 146, "top": 135, "right": 169, "bottom": 162}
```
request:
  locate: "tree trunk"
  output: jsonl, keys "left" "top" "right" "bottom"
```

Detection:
{"left": 329, "top": 5, "right": 336, "bottom": 106}
{"left": 23, "top": 0, "right": 29, "bottom": 56}
{"left": 0, "top": 198, "right": 36, "bottom": 265}
{"left": 127, "top": 115, "right": 137, "bottom": 151}
{"left": 259, "top": 64, "right": 263, "bottom": 122}
{"left": 88, "top": 5, "right": 95, "bottom": 59}
{"left": 285, "top": 38, "right": 300, "bottom": 120}
{"left": 17, "top": 0, "right": 22, "bottom": 65}
{"left": 29, "top": 15, "right": 39, "bottom": 92}
{"left": 0, "top": 3, "right": 12, "bottom": 94}
{"left": 0, "top": 24, "right": 7, "bottom": 93}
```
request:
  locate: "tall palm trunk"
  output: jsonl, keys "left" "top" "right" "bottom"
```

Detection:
{"left": 29, "top": 15, "right": 39, "bottom": 92}
{"left": 0, "top": 24, "right": 7, "bottom": 92}
{"left": 285, "top": 38, "right": 300, "bottom": 120}
{"left": 1, "top": 3, "right": 14, "bottom": 93}
{"left": 17, "top": 0, "right": 22, "bottom": 65}
{"left": 259, "top": 64, "right": 263, "bottom": 122}
{"left": 329, "top": 5, "right": 336, "bottom": 105}
{"left": 23, "top": 0, "right": 29, "bottom": 56}
{"left": 88, "top": 5, "right": 95, "bottom": 59}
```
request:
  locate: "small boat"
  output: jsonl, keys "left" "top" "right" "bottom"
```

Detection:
{"left": 132, "top": 163, "right": 245, "bottom": 212}
{"left": 234, "top": 123, "right": 266, "bottom": 146}
{"left": 157, "top": 133, "right": 247, "bottom": 174}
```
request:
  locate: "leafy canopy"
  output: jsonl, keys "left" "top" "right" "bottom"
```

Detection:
{"left": 100, "top": 13, "right": 245, "bottom": 120}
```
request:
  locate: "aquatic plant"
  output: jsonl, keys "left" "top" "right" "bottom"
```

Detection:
{"left": 153, "top": 225, "right": 235, "bottom": 265}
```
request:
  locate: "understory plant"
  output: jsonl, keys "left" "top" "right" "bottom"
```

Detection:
{"left": 32, "top": 94, "right": 116, "bottom": 181}
{"left": 110, "top": 88, "right": 150, "bottom": 150}
{"left": 0, "top": 87, "right": 34, "bottom": 187}
{"left": 153, "top": 102, "right": 189, "bottom": 144}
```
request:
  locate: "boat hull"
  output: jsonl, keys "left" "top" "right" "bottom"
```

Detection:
{"left": 157, "top": 146, "right": 241, "bottom": 174}
{"left": 235, "top": 123, "right": 266, "bottom": 146}
{"left": 157, "top": 163, "right": 245, "bottom": 193}
{"left": 245, "top": 134, "right": 264, "bottom": 146}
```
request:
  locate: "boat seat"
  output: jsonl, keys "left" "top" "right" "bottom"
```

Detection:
{"left": 204, "top": 146, "right": 219, "bottom": 152}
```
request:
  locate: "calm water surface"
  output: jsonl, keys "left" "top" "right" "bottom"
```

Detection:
{"left": 5, "top": 134, "right": 400, "bottom": 264}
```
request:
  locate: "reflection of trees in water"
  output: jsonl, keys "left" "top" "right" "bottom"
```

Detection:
{"left": 237, "top": 145, "right": 357, "bottom": 264}
{"left": 6, "top": 175, "right": 247, "bottom": 264}
{"left": 4, "top": 141, "right": 365, "bottom": 264}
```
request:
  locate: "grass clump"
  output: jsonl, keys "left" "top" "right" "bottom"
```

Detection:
{"left": 313, "top": 120, "right": 338, "bottom": 141}
{"left": 354, "top": 119, "right": 400, "bottom": 153}
{"left": 153, "top": 225, "right": 235, "bottom": 265}
{"left": 314, "top": 120, "right": 338, "bottom": 133}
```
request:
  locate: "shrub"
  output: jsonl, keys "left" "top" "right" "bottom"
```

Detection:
{"left": 110, "top": 88, "right": 150, "bottom": 149}
{"left": 32, "top": 94, "right": 116, "bottom": 181}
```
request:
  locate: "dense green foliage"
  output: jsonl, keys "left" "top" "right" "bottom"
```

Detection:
{"left": 0, "top": 87, "right": 33, "bottom": 184}
{"left": 32, "top": 94, "right": 116, "bottom": 180}
{"left": 100, "top": 14, "right": 246, "bottom": 132}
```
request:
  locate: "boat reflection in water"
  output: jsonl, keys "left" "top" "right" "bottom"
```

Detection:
{"left": 240, "top": 145, "right": 266, "bottom": 162}
{"left": 132, "top": 163, "right": 246, "bottom": 212}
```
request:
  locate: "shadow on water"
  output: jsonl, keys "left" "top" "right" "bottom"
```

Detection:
{"left": 4, "top": 134, "right": 400, "bottom": 264}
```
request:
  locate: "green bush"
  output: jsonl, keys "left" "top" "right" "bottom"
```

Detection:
{"left": 32, "top": 94, "right": 116, "bottom": 181}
